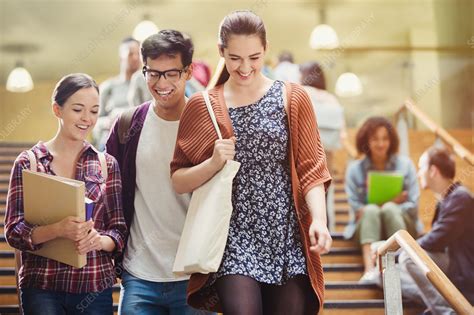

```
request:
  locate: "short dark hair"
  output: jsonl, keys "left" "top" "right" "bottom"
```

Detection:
{"left": 141, "top": 30, "right": 194, "bottom": 67}
{"left": 52, "top": 73, "right": 99, "bottom": 107}
{"left": 119, "top": 37, "right": 139, "bottom": 55}
{"left": 278, "top": 51, "right": 294, "bottom": 63}
{"left": 121, "top": 36, "right": 139, "bottom": 45}
{"left": 426, "top": 146, "right": 456, "bottom": 179}
{"left": 300, "top": 61, "right": 326, "bottom": 90}
{"left": 356, "top": 116, "right": 399, "bottom": 157}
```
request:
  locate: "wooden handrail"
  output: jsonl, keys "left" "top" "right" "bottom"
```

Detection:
{"left": 377, "top": 230, "right": 473, "bottom": 315}
{"left": 400, "top": 99, "right": 474, "bottom": 166}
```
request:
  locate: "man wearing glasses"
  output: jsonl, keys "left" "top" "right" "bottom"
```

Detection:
{"left": 106, "top": 30, "right": 204, "bottom": 314}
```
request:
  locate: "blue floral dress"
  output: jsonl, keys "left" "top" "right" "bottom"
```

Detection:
{"left": 214, "top": 80, "right": 307, "bottom": 285}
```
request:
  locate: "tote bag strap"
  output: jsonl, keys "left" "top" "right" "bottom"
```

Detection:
{"left": 25, "top": 150, "right": 37, "bottom": 172}
{"left": 202, "top": 90, "right": 223, "bottom": 140}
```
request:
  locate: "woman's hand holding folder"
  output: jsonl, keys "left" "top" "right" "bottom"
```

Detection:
{"left": 75, "top": 227, "right": 117, "bottom": 255}
{"left": 55, "top": 216, "right": 94, "bottom": 242}
{"left": 31, "top": 216, "right": 94, "bottom": 245}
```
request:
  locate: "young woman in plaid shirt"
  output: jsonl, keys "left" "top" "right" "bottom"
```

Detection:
{"left": 5, "top": 73, "right": 127, "bottom": 315}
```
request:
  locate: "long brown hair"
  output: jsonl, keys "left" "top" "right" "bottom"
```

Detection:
{"left": 216, "top": 10, "right": 267, "bottom": 86}
{"left": 52, "top": 73, "right": 99, "bottom": 107}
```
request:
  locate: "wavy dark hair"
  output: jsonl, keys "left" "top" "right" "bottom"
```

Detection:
{"left": 356, "top": 116, "right": 399, "bottom": 157}
{"left": 141, "top": 29, "right": 194, "bottom": 67}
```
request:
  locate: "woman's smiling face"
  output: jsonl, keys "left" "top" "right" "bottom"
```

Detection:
{"left": 220, "top": 34, "right": 266, "bottom": 86}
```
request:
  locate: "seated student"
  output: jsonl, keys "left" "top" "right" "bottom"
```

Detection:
{"left": 344, "top": 116, "right": 421, "bottom": 283}
{"left": 5, "top": 73, "right": 127, "bottom": 315}
{"left": 399, "top": 147, "right": 474, "bottom": 315}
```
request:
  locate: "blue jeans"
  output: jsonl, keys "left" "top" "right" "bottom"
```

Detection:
{"left": 119, "top": 270, "right": 207, "bottom": 315}
{"left": 20, "top": 287, "right": 113, "bottom": 315}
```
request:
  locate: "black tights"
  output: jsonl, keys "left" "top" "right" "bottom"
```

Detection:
{"left": 215, "top": 274, "right": 319, "bottom": 315}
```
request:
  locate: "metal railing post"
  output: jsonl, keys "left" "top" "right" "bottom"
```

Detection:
{"left": 382, "top": 251, "right": 403, "bottom": 315}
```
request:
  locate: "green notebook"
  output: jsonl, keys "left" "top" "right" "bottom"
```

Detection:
{"left": 367, "top": 171, "right": 404, "bottom": 205}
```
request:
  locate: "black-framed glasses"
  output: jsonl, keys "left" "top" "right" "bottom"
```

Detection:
{"left": 142, "top": 66, "right": 188, "bottom": 83}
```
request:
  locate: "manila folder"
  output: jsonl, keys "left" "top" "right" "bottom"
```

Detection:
{"left": 22, "top": 170, "right": 87, "bottom": 268}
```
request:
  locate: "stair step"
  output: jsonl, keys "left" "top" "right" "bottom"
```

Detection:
{"left": 0, "top": 268, "right": 16, "bottom": 285}
{"left": 322, "top": 300, "right": 424, "bottom": 314}
{"left": 325, "top": 282, "right": 383, "bottom": 300}
{"left": 0, "top": 143, "right": 34, "bottom": 148}
{"left": 0, "top": 175, "right": 11, "bottom": 182}
{"left": 0, "top": 301, "right": 423, "bottom": 314}
{"left": 0, "top": 166, "right": 14, "bottom": 173}
{"left": 0, "top": 265, "right": 365, "bottom": 287}
{"left": 335, "top": 212, "right": 349, "bottom": 221}
{"left": 0, "top": 281, "right": 387, "bottom": 304}
{"left": 0, "top": 251, "right": 15, "bottom": 267}
{"left": 0, "top": 237, "right": 12, "bottom": 251}
{"left": 323, "top": 264, "right": 364, "bottom": 281}
{"left": 0, "top": 285, "right": 121, "bottom": 305}
{"left": 331, "top": 233, "right": 356, "bottom": 248}
{"left": 0, "top": 304, "right": 120, "bottom": 314}
{"left": 322, "top": 247, "right": 362, "bottom": 264}
{"left": 0, "top": 158, "right": 15, "bottom": 166}
{"left": 0, "top": 150, "right": 26, "bottom": 158}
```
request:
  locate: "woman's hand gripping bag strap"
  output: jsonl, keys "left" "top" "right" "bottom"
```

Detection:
{"left": 173, "top": 90, "right": 240, "bottom": 275}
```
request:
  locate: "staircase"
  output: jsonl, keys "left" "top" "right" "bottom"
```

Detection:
{"left": 0, "top": 142, "right": 424, "bottom": 314}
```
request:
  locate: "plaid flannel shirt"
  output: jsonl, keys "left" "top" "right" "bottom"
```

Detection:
{"left": 5, "top": 141, "right": 127, "bottom": 293}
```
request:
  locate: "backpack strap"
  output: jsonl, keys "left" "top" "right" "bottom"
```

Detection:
{"left": 25, "top": 150, "right": 37, "bottom": 172}
{"left": 118, "top": 107, "right": 138, "bottom": 144}
{"left": 25, "top": 146, "right": 108, "bottom": 181}
{"left": 98, "top": 151, "right": 108, "bottom": 181}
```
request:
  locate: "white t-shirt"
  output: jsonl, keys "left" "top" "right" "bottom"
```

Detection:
{"left": 122, "top": 104, "right": 191, "bottom": 281}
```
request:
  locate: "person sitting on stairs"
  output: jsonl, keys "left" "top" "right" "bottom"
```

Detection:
{"left": 344, "top": 116, "right": 422, "bottom": 283}
{"left": 399, "top": 146, "right": 474, "bottom": 315}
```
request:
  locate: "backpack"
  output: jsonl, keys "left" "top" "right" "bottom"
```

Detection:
{"left": 118, "top": 107, "right": 139, "bottom": 145}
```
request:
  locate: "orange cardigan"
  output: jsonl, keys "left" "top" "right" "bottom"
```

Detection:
{"left": 171, "top": 82, "right": 332, "bottom": 313}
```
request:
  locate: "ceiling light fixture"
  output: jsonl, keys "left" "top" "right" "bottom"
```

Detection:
{"left": 133, "top": 15, "right": 159, "bottom": 42}
{"left": 6, "top": 61, "right": 34, "bottom": 93}
{"left": 309, "top": 4, "right": 339, "bottom": 50}
{"left": 335, "top": 71, "right": 363, "bottom": 97}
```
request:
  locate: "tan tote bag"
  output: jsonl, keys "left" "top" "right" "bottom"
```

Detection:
{"left": 173, "top": 90, "right": 241, "bottom": 276}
